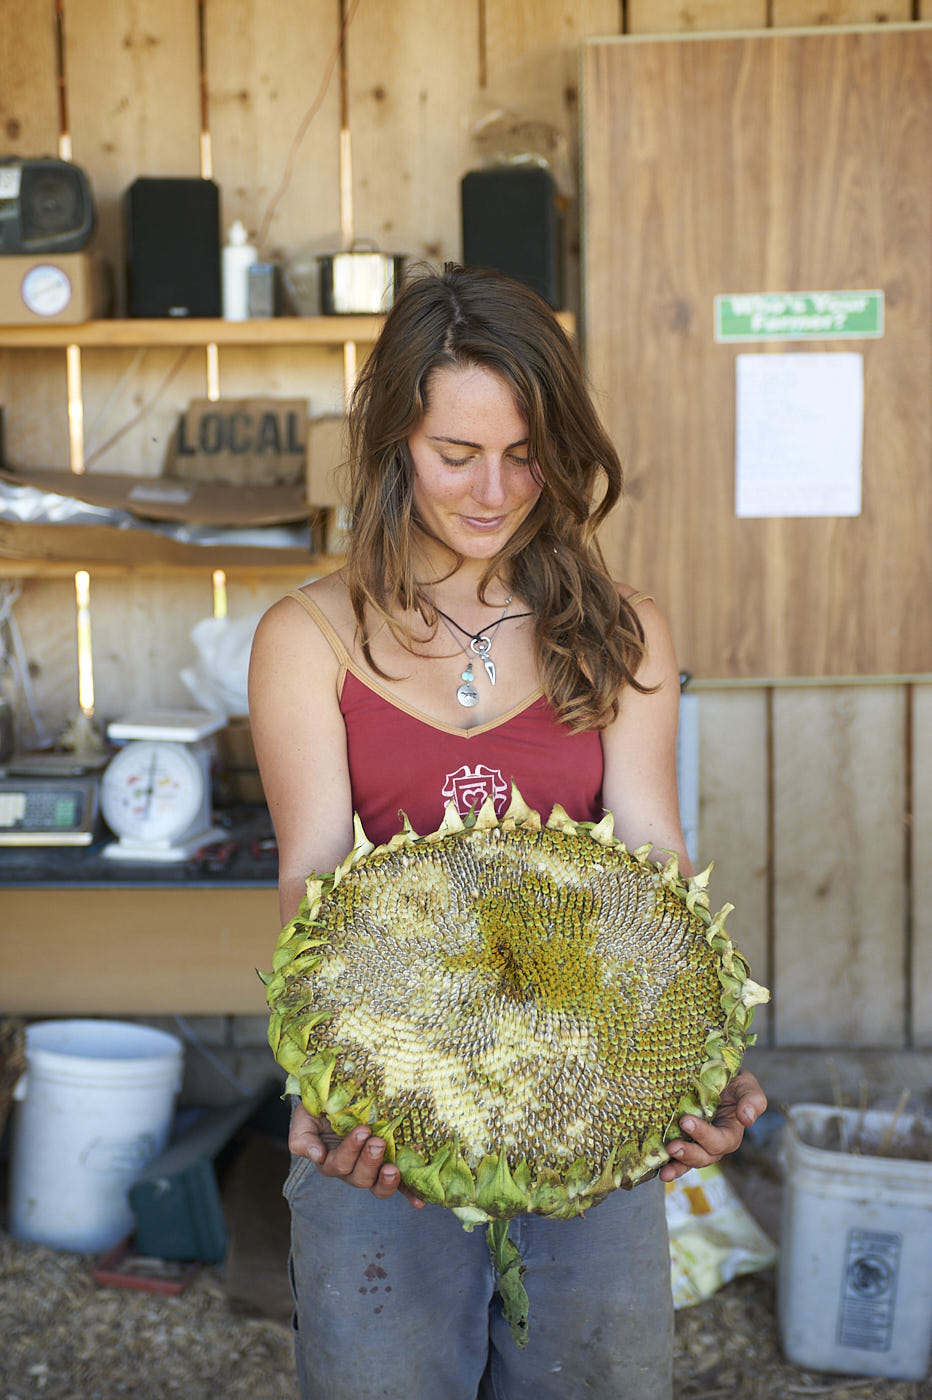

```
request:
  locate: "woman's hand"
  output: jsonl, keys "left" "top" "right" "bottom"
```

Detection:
{"left": 659, "top": 1069, "right": 768, "bottom": 1182}
{"left": 289, "top": 1102, "right": 425, "bottom": 1208}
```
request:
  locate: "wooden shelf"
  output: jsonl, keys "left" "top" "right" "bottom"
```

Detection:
{"left": 0, "top": 311, "right": 576, "bottom": 350}
{"left": 0, "top": 316, "right": 385, "bottom": 349}
{"left": 0, "top": 522, "right": 344, "bottom": 578}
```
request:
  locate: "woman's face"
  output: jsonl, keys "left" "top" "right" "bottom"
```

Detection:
{"left": 407, "top": 363, "right": 542, "bottom": 564}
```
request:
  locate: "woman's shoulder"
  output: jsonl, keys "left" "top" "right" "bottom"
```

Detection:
{"left": 617, "top": 581, "right": 663, "bottom": 619}
{"left": 251, "top": 571, "right": 353, "bottom": 674}
{"left": 257, "top": 570, "right": 350, "bottom": 631}
{"left": 615, "top": 581, "right": 677, "bottom": 662}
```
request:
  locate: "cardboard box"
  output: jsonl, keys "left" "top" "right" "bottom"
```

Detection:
{"left": 0, "top": 252, "right": 110, "bottom": 324}
{"left": 214, "top": 717, "right": 265, "bottom": 805}
{"left": 305, "top": 415, "right": 350, "bottom": 509}
{"left": 164, "top": 398, "right": 309, "bottom": 488}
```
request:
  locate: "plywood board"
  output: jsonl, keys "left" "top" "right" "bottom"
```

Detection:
{"left": 911, "top": 684, "right": 932, "bottom": 1045}
{"left": 0, "top": 0, "right": 60, "bottom": 153}
{"left": 582, "top": 27, "right": 932, "bottom": 677}
{"left": 774, "top": 2, "right": 911, "bottom": 22}
{"left": 697, "top": 687, "right": 771, "bottom": 1041}
{"left": 63, "top": 0, "right": 202, "bottom": 290}
{"left": 79, "top": 346, "right": 209, "bottom": 477}
{"left": 204, "top": 0, "right": 342, "bottom": 263}
{"left": 1, "top": 887, "right": 280, "bottom": 1014}
{"left": 628, "top": 0, "right": 766, "bottom": 29}
{"left": 346, "top": 0, "right": 480, "bottom": 263}
{"left": 0, "top": 5, "right": 69, "bottom": 470}
{"left": 0, "top": 350, "right": 70, "bottom": 469}
{"left": 482, "top": 1, "right": 620, "bottom": 309}
{"left": 214, "top": 344, "right": 346, "bottom": 428}
{"left": 771, "top": 686, "right": 906, "bottom": 1046}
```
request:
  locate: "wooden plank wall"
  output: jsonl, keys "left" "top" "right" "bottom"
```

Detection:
{"left": 582, "top": 27, "right": 932, "bottom": 679}
{"left": 0, "top": 0, "right": 929, "bottom": 1056}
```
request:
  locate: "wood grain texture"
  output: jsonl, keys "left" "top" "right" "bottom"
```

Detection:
{"left": 0, "top": 0, "right": 60, "bottom": 152}
{"left": 63, "top": 0, "right": 204, "bottom": 482}
{"left": 911, "top": 684, "right": 932, "bottom": 1045}
{"left": 773, "top": 2, "right": 911, "bottom": 22}
{"left": 0, "top": 350, "right": 70, "bottom": 469}
{"left": 1, "top": 887, "right": 280, "bottom": 1014}
{"left": 79, "top": 346, "right": 207, "bottom": 477}
{"left": 0, "top": 4, "right": 68, "bottom": 470}
{"left": 346, "top": 0, "right": 480, "bottom": 263}
{"left": 204, "top": 0, "right": 342, "bottom": 263}
{"left": 63, "top": 0, "right": 202, "bottom": 288}
{"left": 627, "top": 0, "right": 766, "bottom": 30}
{"left": 696, "top": 688, "right": 771, "bottom": 1041}
{"left": 771, "top": 686, "right": 906, "bottom": 1046}
{"left": 482, "top": 1, "right": 620, "bottom": 309}
{"left": 582, "top": 28, "right": 932, "bottom": 677}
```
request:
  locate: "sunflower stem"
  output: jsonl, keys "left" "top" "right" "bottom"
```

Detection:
{"left": 486, "top": 1219, "right": 530, "bottom": 1348}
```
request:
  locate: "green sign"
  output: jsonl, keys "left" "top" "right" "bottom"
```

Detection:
{"left": 715, "top": 291, "right": 884, "bottom": 342}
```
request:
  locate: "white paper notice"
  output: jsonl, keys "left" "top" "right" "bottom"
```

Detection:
{"left": 735, "top": 352, "right": 863, "bottom": 517}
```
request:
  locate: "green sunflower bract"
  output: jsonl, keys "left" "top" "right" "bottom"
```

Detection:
{"left": 262, "top": 786, "right": 769, "bottom": 1346}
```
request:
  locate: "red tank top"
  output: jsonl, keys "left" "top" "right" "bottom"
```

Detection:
{"left": 286, "top": 591, "right": 604, "bottom": 846}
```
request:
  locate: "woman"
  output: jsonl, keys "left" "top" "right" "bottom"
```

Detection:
{"left": 249, "top": 264, "right": 766, "bottom": 1400}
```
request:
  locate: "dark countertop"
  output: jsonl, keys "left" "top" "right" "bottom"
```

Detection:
{"left": 0, "top": 806, "right": 279, "bottom": 889}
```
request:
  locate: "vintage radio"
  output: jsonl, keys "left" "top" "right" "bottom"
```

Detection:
{"left": 0, "top": 157, "right": 96, "bottom": 254}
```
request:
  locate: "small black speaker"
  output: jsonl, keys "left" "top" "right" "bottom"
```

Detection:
{"left": 461, "top": 167, "right": 563, "bottom": 309}
{"left": 125, "top": 177, "right": 221, "bottom": 318}
{"left": 0, "top": 157, "right": 95, "bottom": 254}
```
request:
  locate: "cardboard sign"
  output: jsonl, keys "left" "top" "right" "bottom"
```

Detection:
{"left": 165, "top": 398, "right": 308, "bottom": 486}
{"left": 305, "top": 414, "right": 349, "bottom": 508}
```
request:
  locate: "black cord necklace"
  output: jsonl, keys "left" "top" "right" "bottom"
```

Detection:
{"left": 433, "top": 599, "right": 534, "bottom": 708}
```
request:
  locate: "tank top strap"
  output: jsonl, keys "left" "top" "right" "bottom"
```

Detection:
{"left": 284, "top": 589, "right": 352, "bottom": 672}
{"left": 626, "top": 590, "right": 654, "bottom": 608}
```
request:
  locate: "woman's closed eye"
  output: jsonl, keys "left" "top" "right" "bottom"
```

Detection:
{"left": 439, "top": 451, "right": 530, "bottom": 468}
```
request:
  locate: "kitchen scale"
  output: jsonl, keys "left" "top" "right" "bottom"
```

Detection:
{"left": 0, "top": 751, "right": 109, "bottom": 846}
{"left": 100, "top": 709, "right": 226, "bottom": 862}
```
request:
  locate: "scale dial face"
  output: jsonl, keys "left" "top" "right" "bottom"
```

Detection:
{"left": 21, "top": 263, "right": 73, "bottom": 317}
{"left": 100, "top": 740, "right": 205, "bottom": 843}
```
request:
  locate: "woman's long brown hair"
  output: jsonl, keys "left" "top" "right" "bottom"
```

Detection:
{"left": 343, "top": 264, "right": 649, "bottom": 732}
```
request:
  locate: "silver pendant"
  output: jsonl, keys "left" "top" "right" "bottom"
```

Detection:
{"left": 470, "top": 635, "right": 496, "bottom": 687}
{"left": 457, "top": 682, "right": 480, "bottom": 707}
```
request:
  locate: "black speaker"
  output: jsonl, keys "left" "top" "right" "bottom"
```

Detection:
{"left": 0, "top": 157, "right": 95, "bottom": 254}
{"left": 125, "top": 177, "right": 221, "bottom": 318}
{"left": 461, "top": 167, "right": 563, "bottom": 309}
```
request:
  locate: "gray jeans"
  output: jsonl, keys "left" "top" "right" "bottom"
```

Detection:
{"left": 285, "top": 1155, "right": 674, "bottom": 1400}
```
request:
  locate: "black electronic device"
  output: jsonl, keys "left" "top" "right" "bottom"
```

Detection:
{"left": 125, "top": 177, "right": 222, "bottom": 318}
{"left": 461, "top": 166, "right": 563, "bottom": 309}
{"left": 0, "top": 157, "right": 96, "bottom": 254}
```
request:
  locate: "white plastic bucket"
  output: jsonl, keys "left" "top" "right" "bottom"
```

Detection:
{"left": 9, "top": 1019, "right": 184, "bottom": 1253}
{"left": 778, "top": 1103, "right": 932, "bottom": 1382}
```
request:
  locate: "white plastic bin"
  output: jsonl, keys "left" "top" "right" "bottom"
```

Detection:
{"left": 779, "top": 1102, "right": 932, "bottom": 1382}
{"left": 9, "top": 1019, "right": 184, "bottom": 1253}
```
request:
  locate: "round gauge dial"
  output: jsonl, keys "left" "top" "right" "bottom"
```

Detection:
{"left": 100, "top": 740, "right": 205, "bottom": 843}
{"left": 21, "top": 263, "right": 73, "bottom": 317}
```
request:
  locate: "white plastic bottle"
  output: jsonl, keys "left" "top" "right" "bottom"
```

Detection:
{"left": 222, "top": 220, "right": 258, "bottom": 320}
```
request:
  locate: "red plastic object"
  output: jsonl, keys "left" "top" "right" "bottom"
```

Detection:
{"left": 92, "top": 1235, "right": 202, "bottom": 1295}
